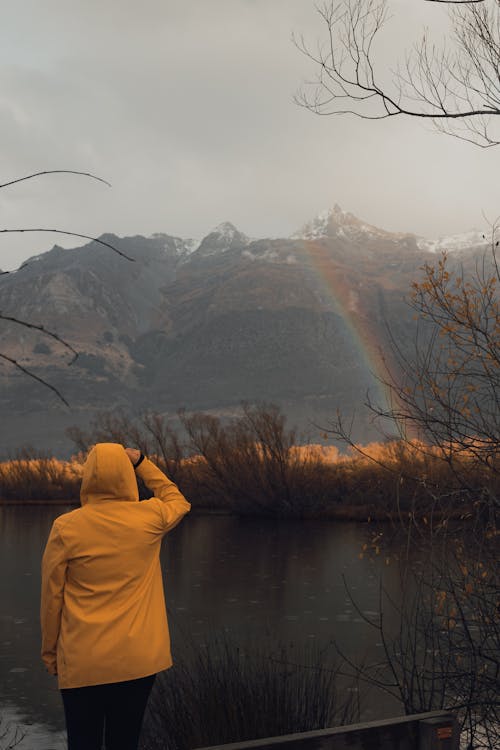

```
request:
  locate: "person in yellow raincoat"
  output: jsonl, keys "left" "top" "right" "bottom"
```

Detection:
{"left": 40, "top": 442, "right": 191, "bottom": 750}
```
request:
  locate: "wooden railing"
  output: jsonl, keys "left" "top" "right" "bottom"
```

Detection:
{"left": 193, "top": 710, "right": 459, "bottom": 750}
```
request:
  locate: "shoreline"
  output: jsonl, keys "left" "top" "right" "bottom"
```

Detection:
{"left": 0, "top": 500, "right": 473, "bottom": 522}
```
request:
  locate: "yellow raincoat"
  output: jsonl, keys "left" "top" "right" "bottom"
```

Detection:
{"left": 40, "top": 443, "right": 191, "bottom": 689}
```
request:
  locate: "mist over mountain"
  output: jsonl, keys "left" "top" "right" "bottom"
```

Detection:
{"left": 0, "top": 207, "right": 489, "bottom": 457}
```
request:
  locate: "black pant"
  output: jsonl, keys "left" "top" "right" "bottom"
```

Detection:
{"left": 60, "top": 673, "right": 156, "bottom": 750}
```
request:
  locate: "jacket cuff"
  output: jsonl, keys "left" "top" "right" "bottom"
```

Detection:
{"left": 133, "top": 452, "right": 145, "bottom": 469}
{"left": 43, "top": 658, "right": 58, "bottom": 675}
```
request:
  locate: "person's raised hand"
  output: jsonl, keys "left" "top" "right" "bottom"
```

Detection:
{"left": 124, "top": 447, "right": 141, "bottom": 465}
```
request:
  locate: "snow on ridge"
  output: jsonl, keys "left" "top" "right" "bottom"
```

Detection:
{"left": 154, "top": 222, "right": 255, "bottom": 262}
{"left": 292, "top": 206, "right": 489, "bottom": 255}
{"left": 291, "top": 208, "right": 332, "bottom": 240}
{"left": 291, "top": 204, "right": 403, "bottom": 242}
{"left": 177, "top": 237, "right": 200, "bottom": 255}
{"left": 173, "top": 237, "right": 202, "bottom": 264}
{"left": 242, "top": 247, "right": 280, "bottom": 262}
{"left": 416, "top": 230, "right": 488, "bottom": 254}
{"left": 151, "top": 214, "right": 490, "bottom": 262}
{"left": 193, "top": 221, "right": 253, "bottom": 257}
{"left": 211, "top": 221, "right": 242, "bottom": 240}
{"left": 291, "top": 205, "right": 345, "bottom": 240}
{"left": 206, "top": 221, "right": 252, "bottom": 246}
{"left": 151, "top": 233, "right": 200, "bottom": 256}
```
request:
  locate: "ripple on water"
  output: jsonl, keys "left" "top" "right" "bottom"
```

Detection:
{"left": 0, "top": 705, "right": 66, "bottom": 750}
{"left": 335, "top": 614, "right": 351, "bottom": 622}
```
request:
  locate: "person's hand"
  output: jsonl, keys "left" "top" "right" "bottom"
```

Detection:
{"left": 125, "top": 448, "right": 141, "bottom": 465}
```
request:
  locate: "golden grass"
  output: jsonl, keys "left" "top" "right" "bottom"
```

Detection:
{"left": 0, "top": 437, "right": 492, "bottom": 521}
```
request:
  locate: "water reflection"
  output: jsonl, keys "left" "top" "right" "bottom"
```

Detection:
{"left": 1, "top": 506, "right": 403, "bottom": 747}
{"left": 165, "top": 516, "right": 400, "bottom": 653}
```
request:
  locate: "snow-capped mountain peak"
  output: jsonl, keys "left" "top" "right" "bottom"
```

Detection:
{"left": 292, "top": 206, "right": 489, "bottom": 255}
{"left": 212, "top": 221, "right": 242, "bottom": 239}
{"left": 195, "top": 221, "right": 250, "bottom": 257}
{"left": 291, "top": 205, "right": 348, "bottom": 240}
{"left": 291, "top": 204, "right": 407, "bottom": 243}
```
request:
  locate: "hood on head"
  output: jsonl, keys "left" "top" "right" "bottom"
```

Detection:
{"left": 80, "top": 443, "right": 139, "bottom": 506}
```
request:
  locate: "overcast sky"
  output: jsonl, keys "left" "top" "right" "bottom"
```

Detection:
{"left": 1, "top": 0, "right": 498, "bottom": 270}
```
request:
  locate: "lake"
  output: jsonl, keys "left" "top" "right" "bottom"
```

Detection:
{"left": 0, "top": 504, "right": 406, "bottom": 749}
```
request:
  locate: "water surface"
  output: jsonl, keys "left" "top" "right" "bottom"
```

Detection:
{"left": 0, "top": 505, "right": 403, "bottom": 748}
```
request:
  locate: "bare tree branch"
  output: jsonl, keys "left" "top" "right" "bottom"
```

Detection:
{"left": 0, "top": 168, "right": 133, "bottom": 403}
{"left": 0, "top": 170, "right": 111, "bottom": 190}
{"left": 0, "top": 228, "right": 135, "bottom": 265}
{"left": 0, "top": 312, "right": 78, "bottom": 363}
{"left": 295, "top": 0, "right": 500, "bottom": 146}
{"left": 0, "top": 352, "right": 70, "bottom": 406}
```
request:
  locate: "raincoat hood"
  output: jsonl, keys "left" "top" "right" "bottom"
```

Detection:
{"left": 80, "top": 443, "right": 139, "bottom": 505}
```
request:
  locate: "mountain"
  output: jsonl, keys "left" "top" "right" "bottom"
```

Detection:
{"left": 192, "top": 222, "right": 250, "bottom": 257}
{"left": 292, "top": 203, "right": 415, "bottom": 246}
{"left": 0, "top": 208, "right": 489, "bottom": 457}
{"left": 293, "top": 204, "right": 488, "bottom": 255}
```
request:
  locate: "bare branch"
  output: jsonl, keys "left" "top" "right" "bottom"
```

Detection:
{"left": 0, "top": 170, "right": 111, "bottom": 190}
{"left": 295, "top": 0, "right": 500, "bottom": 146}
{"left": 0, "top": 352, "right": 69, "bottom": 406}
{"left": 0, "top": 167, "right": 132, "bottom": 404}
{"left": 0, "top": 228, "right": 135, "bottom": 265}
{"left": 0, "top": 312, "right": 79, "bottom": 363}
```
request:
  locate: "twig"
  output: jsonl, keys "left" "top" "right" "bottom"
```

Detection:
{"left": 0, "top": 353, "right": 69, "bottom": 406}
{"left": 0, "top": 169, "right": 111, "bottom": 190}
{"left": 0, "top": 229, "right": 134, "bottom": 263}
{"left": 0, "top": 313, "right": 78, "bottom": 363}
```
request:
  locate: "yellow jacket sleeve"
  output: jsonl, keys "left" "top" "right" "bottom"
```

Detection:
{"left": 40, "top": 521, "right": 67, "bottom": 675}
{"left": 136, "top": 457, "right": 191, "bottom": 533}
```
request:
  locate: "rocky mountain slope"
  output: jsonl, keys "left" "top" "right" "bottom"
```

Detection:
{"left": 0, "top": 207, "right": 488, "bottom": 456}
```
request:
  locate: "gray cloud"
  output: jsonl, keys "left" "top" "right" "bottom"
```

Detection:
{"left": 0, "top": 0, "right": 497, "bottom": 269}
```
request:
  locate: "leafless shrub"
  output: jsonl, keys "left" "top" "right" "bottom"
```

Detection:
{"left": 140, "top": 627, "right": 358, "bottom": 750}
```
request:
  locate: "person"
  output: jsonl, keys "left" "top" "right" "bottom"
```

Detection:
{"left": 40, "top": 442, "right": 191, "bottom": 750}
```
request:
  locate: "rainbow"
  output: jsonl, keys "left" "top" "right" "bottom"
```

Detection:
{"left": 299, "top": 238, "right": 397, "bottom": 422}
